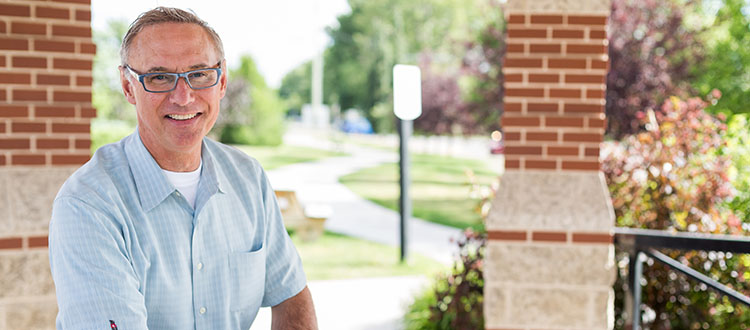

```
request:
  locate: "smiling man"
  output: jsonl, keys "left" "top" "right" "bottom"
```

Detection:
{"left": 48, "top": 7, "right": 317, "bottom": 330}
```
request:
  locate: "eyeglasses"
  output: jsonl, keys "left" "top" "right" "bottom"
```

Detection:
{"left": 124, "top": 62, "right": 223, "bottom": 93}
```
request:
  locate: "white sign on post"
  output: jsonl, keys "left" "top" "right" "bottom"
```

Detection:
{"left": 393, "top": 64, "right": 422, "bottom": 120}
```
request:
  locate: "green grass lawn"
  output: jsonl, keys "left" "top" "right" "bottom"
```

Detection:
{"left": 234, "top": 144, "right": 347, "bottom": 170}
{"left": 339, "top": 153, "right": 499, "bottom": 230}
{"left": 291, "top": 231, "right": 446, "bottom": 281}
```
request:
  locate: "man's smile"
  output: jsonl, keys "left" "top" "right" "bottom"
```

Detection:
{"left": 166, "top": 113, "right": 201, "bottom": 121}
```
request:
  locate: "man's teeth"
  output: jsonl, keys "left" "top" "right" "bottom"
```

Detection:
{"left": 167, "top": 113, "right": 197, "bottom": 120}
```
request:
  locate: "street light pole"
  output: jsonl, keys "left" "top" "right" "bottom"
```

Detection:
{"left": 393, "top": 64, "right": 421, "bottom": 263}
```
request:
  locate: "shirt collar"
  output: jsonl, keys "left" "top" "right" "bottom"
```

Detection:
{"left": 195, "top": 140, "right": 225, "bottom": 214}
{"left": 124, "top": 129, "right": 224, "bottom": 212}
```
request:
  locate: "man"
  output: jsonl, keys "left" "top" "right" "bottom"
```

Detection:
{"left": 49, "top": 7, "right": 317, "bottom": 330}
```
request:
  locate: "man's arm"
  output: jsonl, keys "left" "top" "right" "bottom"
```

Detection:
{"left": 50, "top": 196, "right": 148, "bottom": 329}
{"left": 271, "top": 286, "right": 318, "bottom": 330}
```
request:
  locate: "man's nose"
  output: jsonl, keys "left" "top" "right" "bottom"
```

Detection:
{"left": 169, "top": 77, "right": 195, "bottom": 106}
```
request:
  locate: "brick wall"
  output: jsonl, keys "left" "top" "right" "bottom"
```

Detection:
{"left": 484, "top": 0, "right": 615, "bottom": 329}
{"left": 0, "top": 0, "right": 95, "bottom": 166}
{"left": 502, "top": 12, "right": 607, "bottom": 171}
{"left": 0, "top": 0, "right": 95, "bottom": 328}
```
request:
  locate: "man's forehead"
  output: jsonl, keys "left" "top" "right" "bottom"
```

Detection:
{"left": 127, "top": 22, "right": 219, "bottom": 68}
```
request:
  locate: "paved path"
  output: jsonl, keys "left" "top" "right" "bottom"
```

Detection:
{"left": 250, "top": 275, "right": 430, "bottom": 330}
{"left": 266, "top": 133, "right": 463, "bottom": 265}
{"left": 253, "top": 129, "right": 471, "bottom": 329}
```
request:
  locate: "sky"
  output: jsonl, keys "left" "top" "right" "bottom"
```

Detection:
{"left": 91, "top": 0, "right": 351, "bottom": 88}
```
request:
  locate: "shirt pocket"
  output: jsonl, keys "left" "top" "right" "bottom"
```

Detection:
{"left": 228, "top": 245, "right": 266, "bottom": 313}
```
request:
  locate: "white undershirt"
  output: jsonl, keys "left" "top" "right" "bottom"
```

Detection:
{"left": 162, "top": 160, "right": 202, "bottom": 209}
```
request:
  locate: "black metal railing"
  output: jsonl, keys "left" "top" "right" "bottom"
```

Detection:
{"left": 614, "top": 227, "right": 750, "bottom": 330}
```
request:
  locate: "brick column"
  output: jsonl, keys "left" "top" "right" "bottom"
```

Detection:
{"left": 484, "top": 0, "right": 615, "bottom": 329}
{"left": 0, "top": 0, "right": 95, "bottom": 328}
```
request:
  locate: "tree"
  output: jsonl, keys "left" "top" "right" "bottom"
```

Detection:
{"left": 92, "top": 19, "right": 136, "bottom": 123}
{"left": 213, "top": 78, "right": 250, "bottom": 134}
{"left": 414, "top": 55, "right": 467, "bottom": 135}
{"left": 278, "top": 60, "right": 312, "bottom": 117}
{"left": 322, "top": 0, "right": 489, "bottom": 133}
{"left": 459, "top": 0, "right": 505, "bottom": 135}
{"left": 691, "top": 0, "right": 750, "bottom": 115}
{"left": 416, "top": 54, "right": 489, "bottom": 135}
{"left": 214, "top": 55, "right": 285, "bottom": 146}
{"left": 605, "top": 0, "right": 703, "bottom": 138}
{"left": 278, "top": 0, "right": 498, "bottom": 134}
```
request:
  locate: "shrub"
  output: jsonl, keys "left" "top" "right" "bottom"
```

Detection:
{"left": 602, "top": 96, "right": 750, "bottom": 329}
{"left": 404, "top": 229, "right": 485, "bottom": 330}
{"left": 217, "top": 83, "right": 284, "bottom": 146}
{"left": 602, "top": 96, "right": 735, "bottom": 232}
{"left": 403, "top": 286, "right": 439, "bottom": 330}
{"left": 724, "top": 113, "right": 750, "bottom": 224}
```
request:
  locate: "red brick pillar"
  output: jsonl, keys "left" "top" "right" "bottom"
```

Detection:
{"left": 484, "top": 0, "right": 615, "bottom": 329}
{"left": 0, "top": 0, "right": 95, "bottom": 328}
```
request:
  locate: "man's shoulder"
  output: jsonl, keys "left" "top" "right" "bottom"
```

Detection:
{"left": 56, "top": 138, "right": 130, "bottom": 202}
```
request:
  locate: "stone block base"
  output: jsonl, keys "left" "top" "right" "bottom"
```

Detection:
{"left": 0, "top": 298, "right": 57, "bottom": 330}
{"left": 485, "top": 170, "right": 615, "bottom": 329}
{"left": 485, "top": 277, "right": 613, "bottom": 329}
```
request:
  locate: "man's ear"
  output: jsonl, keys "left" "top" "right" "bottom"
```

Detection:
{"left": 119, "top": 66, "right": 137, "bottom": 105}
{"left": 218, "top": 59, "right": 228, "bottom": 99}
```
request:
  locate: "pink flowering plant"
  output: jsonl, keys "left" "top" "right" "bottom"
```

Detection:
{"left": 603, "top": 96, "right": 750, "bottom": 329}
{"left": 602, "top": 95, "right": 737, "bottom": 233}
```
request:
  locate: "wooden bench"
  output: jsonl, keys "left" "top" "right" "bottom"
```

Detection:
{"left": 275, "top": 190, "right": 331, "bottom": 242}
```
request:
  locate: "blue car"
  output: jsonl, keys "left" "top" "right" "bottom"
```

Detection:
{"left": 339, "top": 114, "right": 373, "bottom": 134}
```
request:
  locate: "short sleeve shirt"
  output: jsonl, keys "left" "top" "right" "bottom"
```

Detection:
{"left": 49, "top": 131, "right": 307, "bottom": 330}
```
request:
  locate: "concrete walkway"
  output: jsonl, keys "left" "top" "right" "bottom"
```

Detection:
{"left": 266, "top": 142, "right": 463, "bottom": 265}
{"left": 251, "top": 128, "right": 475, "bottom": 329}
{"left": 250, "top": 275, "right": 429, "bottom": 330}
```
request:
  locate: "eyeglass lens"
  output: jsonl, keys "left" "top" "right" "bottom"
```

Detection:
{"left": 144, "top": 69, "right": 219, "bottom": 92}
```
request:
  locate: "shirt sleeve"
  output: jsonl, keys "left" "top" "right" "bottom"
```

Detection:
{"left": 258, "top": 171, "right": 308, "bottom": 307}
{"left": 49, "top": 196, "right": 148, "bottom": 330}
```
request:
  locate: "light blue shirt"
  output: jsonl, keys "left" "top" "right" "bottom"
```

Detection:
{"left": 49, "top": 131, "right": 307, "bottom": 330}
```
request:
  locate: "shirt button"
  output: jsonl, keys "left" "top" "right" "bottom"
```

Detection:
{"left": 199, "top": 307, "right": 206, "bottom": 314}
{"left": 197, "top": 262, "right": 204, "bottom": 270}
{"left": 175, "top": 191, "right": 181, "bottom": 196}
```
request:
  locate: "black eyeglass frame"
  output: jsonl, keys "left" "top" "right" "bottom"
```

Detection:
{"left": 124, "top": 61, "right": 223, "bottom": 93}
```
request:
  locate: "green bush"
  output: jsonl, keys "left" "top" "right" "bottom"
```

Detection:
{"left": 219, "top": 120, "right": 282, "bottom": 146}
{"left": 403, "top": 286, "right": 439, "bottom": 330}
{"left": 404, "top": 229, "right": 485, "bottom": 330}
{"left": 602, "top": 96, "right": 750, "bottom": 329}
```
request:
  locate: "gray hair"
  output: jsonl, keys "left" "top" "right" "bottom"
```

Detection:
{"left": 120, "top": 7, "right": 225, "bottom": 65}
